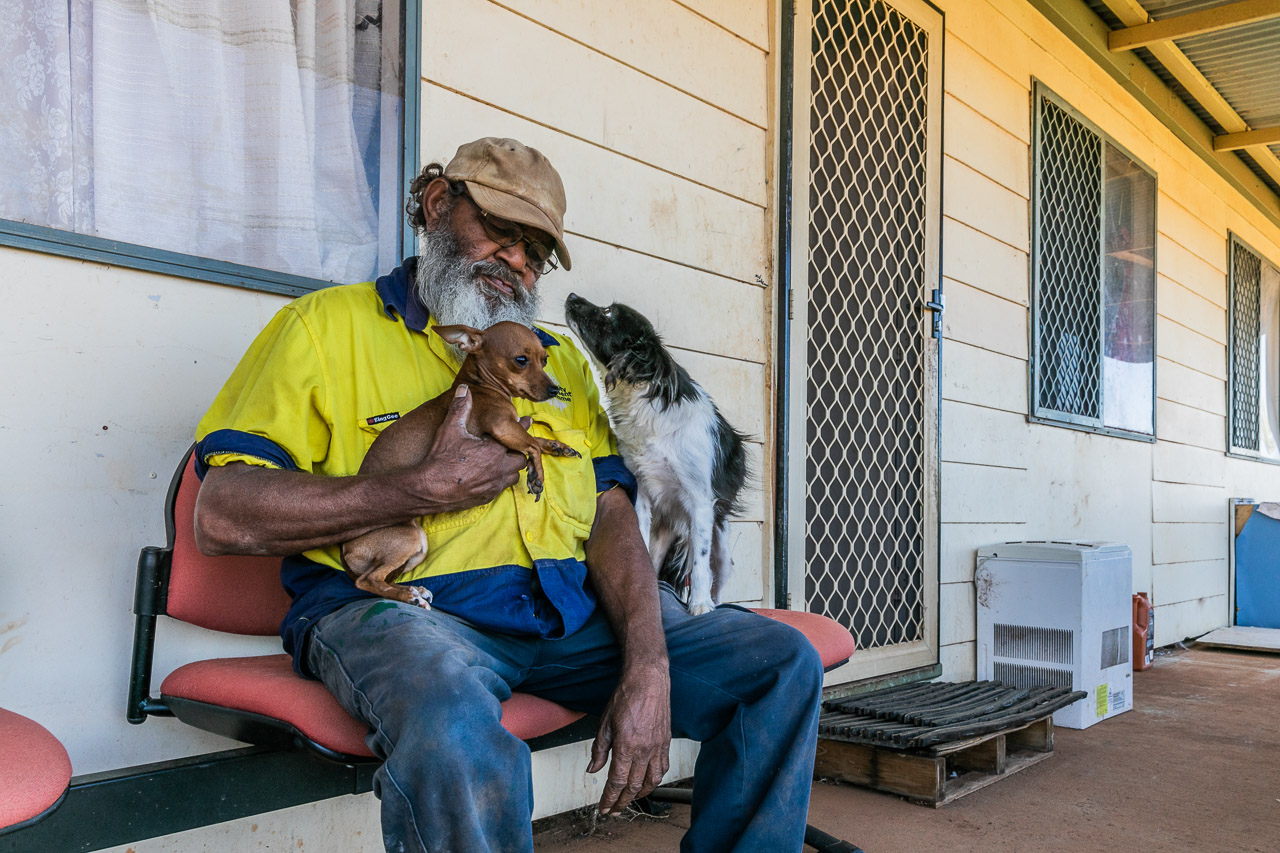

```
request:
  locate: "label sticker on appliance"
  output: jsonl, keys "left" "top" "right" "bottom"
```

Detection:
{"left": 1096, "top": 684, "right": 1108, "bottom": 717}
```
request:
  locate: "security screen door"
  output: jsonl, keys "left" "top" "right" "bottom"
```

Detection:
{"left": 787, "top": 0, "right": 942, "bottom": 683}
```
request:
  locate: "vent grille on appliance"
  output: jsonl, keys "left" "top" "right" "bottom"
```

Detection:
{"left": 993, "top": 661, "right": 1074, "bottom": 690}
{"left": 1100, "top": 626, "right": 1130, "bottom": 669}
{"left": 994, "top": 623, "right": 1074, "bottom": 664}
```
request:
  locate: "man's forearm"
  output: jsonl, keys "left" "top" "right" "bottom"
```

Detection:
{"left": 194, "top": 386, "right": 529, "bottom": 557}
{"left": 194, "top": 463, "right": 439, "bottom": 557}
{"left": 583, "top": 486, "right": 672, "bottom": 813}
{"left": 584, "top": 488, "right": 668, "bottom": 671}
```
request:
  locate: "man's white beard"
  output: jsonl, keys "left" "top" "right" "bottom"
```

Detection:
{"left": 414, "top": 221, "right": 542, "bottom": 333}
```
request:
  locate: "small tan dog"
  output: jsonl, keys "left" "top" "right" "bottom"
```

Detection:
{"left": 341, "top": 322, "right": 580, "bottom": 608}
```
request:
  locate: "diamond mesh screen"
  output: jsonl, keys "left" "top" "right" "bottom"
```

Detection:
{"left": 1231, "top": 239, "right": 1262, "bottom": 452}
{"left": 1034, "top": 97, "right": 1103, "bottom": 421}
{"left": 804, "top": 0, "right": 930, "bottom": 651}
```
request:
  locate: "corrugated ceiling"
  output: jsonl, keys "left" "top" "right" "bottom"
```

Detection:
{"left": 1083, "top": 0, "right": 1280, "bottom": 197}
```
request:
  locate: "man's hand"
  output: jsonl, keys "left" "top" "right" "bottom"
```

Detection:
{"left": 405, "top": 385, "right": 527, "bottom": 514}
{"left": 582, "top": 488, "right": 673, "bottom": 816}
{"left": 587, "top": 662, "right": 671, "bottom": 815}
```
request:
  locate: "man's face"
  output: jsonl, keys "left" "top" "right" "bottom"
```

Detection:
{"left": 415, "top": 186, "right": 548, "bottom": 332}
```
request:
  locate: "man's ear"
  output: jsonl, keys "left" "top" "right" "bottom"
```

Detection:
{"left": 420, "top": 178, "right": 454, "bottom": 227}
{"left": 433, "top": 324, "right": 484, "bottom": 352}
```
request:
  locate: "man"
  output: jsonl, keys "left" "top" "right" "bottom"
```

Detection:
{"left": 193, "top": 137, "right": 822, "bottom": 853}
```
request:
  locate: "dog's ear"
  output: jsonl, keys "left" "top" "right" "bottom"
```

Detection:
{"left": 433, "top": 324, "right": 484, "bottom": 352}
{"left": 605, "top": 350, "right": 643, "bottom": 392}
{"left": 648, "top": 350, "right": 681, "bottom": 408}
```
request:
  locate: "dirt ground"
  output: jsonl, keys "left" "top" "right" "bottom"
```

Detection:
{"left": 532, "top": 645, "right": 1280, "bottom": 852}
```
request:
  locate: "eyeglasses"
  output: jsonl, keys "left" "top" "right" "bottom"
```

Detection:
{"left": 464, "top": 194, "right": 559, "bottom": 276}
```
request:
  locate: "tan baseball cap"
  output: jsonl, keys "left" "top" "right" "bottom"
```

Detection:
{"left": 443, "top": 137, "right": 572, "bottom": 271}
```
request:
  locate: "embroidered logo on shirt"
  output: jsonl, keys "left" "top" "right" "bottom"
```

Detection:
{"left": 366, "top": 412, "right": 401, "bottom": 425}
{"left": 546, "top": 371, "right": 571, "bottom": 410}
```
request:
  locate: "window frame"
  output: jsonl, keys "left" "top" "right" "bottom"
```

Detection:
{"left": 1226, "top": 231, "right": 1280, "bottom": 466}
{"left": 1028, "top": 81, "right": 1159, "bottom": 443}
{"left": 0, "top": 0, "right": 421, "bottom": 297}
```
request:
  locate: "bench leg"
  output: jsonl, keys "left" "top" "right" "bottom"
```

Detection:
{"left": 645, "top": 786, "right": 866, "bottom": 853}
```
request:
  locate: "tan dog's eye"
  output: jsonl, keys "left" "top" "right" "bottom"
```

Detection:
{"left": 515, "top": 356, "right": 529, "bottom": 367}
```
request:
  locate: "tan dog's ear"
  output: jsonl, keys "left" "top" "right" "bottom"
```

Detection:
{"left": 433, "top": 324, "right": 484, "bottom": 352}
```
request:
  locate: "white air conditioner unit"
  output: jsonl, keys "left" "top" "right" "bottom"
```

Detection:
{"left": 976, "top": 541, "right": 1133, "bottom": 729}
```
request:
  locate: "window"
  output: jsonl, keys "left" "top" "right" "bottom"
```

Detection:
{"left": 0, "top": 0, "right": 412, "bottom": 290}
{"left": 1228, "top": 235, "right": 1280, "bottom": 461}
{"left": 1030, "top": 85, "right": 1157, "bottom": 438}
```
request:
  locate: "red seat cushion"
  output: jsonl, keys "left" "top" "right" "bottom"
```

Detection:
{"left": 0, "top": 708, "right": 71, "bottom": 829}
{"left": 160, "top": 654, "right": 585, "bottom": 757}
{"left": 751, "top": 609, "right": 856, "bottom": 669}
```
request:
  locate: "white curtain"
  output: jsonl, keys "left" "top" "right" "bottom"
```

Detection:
{"left": 0, "top": 0, "right": 397, "bottom": 284}
{"left": 1259, "top": 263, "right": 1280, "bottom": 459}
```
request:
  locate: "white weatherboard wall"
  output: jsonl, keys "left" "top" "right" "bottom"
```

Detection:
{"left": 924, "top": 0, "right": 1280, "bottom": 681}
{"left": 0, "top": 1, "right": 775, "bottom": 850}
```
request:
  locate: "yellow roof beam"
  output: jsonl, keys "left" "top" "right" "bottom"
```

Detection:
{"left": 1109, "top": 0, "right": 1280, "bottom": 52}
{"left": 1100, "top": 0, "right": 1280, "bottom": 187}
{"left": 1215, "top": 126, "right": 1280, "bottom": 151}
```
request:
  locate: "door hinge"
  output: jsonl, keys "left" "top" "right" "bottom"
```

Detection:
{"left": 923, "top": 289, "right": 945, "bottom": 339}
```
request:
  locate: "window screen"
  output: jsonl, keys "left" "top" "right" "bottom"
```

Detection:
{"left": 1229, "top": 236, "right": 1280, "bottom": 460}
{"left": 1031, "top": 86, "right": 1156, "bottom": 437}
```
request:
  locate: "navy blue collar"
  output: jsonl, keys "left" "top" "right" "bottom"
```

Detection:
{"left": 374, "top": 256, "right": 558, "bottom": 348}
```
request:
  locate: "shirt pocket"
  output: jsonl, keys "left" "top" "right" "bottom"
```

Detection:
{"left": 531, "top": 424, "right": 597, "bottom": 546}
{"left": 358, "top": 414, "right": 400, "bottom": 451}
{"left": 352, "top": 416, "right": 402, "bottom": 477}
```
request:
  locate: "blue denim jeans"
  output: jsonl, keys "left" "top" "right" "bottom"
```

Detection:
{"left": 305, "top": 585, "right": 823, "bottom": 853}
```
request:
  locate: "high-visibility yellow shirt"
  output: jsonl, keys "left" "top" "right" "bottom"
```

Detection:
{"left": 194, "top": 258, "right": 634, "bottom": 670}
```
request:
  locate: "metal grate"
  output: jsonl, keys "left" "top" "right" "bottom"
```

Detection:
{"left": 820, "top": 680, "right": 1086, "bottom": 749}
{"left": 804, "top": 0, "right": 931, "bottom": 651}
{"left": 993, "top": 661, "right": 1074, "bottom": 691}
{"left": 1231, "top": 239, "right": 1262, "bottom": 452}
{"left": 994, "top": 624, "right": 1074, "bottom": 665}
{"left": 1034, "top": 96, "right": 1103, "bottom": 421}
{"left": 1100, "top": 626, "right": 1129, "bottom": 670}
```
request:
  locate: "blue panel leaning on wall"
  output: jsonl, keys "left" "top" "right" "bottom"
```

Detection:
{"left": 1236, "top": 509, "right": 1280, "bottom": 629}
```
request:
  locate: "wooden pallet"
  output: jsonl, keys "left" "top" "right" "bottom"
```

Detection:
{"left": 815, "top": 715, "right": 1055, "bottom": 807}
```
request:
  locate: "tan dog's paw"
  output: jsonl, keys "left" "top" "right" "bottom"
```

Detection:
{"left": 687, "top": 599, "right": 715, "bottom": 616}
{"left": 408, "top": 587, "right": 433, "bottom": 609}
{"left": 546, "top": 441, "right": 580, "bottom": 458}
{"left": 527, "top": 470, "right": 544, "bottom": 501}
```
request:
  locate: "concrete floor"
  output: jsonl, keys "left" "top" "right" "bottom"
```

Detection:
{"left": 533, "top": 645, "right": 1280, "bottom": 853}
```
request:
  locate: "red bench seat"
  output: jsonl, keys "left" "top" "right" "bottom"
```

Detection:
{"left": 159, "top": 607, "right": 854, "bottom": 761}
{"left": 0, "top": 708, "right": 71, "bottom": 833}
{"left": 132, "top": 447, "right": 855, "bottom": 766}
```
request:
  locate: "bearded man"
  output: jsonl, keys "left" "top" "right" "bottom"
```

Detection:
{"left": 192, "top": 137, "right": 823, "bottom": 853}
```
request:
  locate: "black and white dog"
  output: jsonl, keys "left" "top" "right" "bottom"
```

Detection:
{"left": 565, "top": 293, "right": 748, "bottom": 614}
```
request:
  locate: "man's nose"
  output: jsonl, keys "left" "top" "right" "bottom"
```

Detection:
{"left": 495, "top": 241, "right": 532, "bottom": 280}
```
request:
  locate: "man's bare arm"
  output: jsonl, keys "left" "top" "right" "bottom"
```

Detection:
{"left": 194, "top": 386, "right": 526, "bottom": 556}
{"left": 583, "top": 486, "right": 672, "bottom": 816}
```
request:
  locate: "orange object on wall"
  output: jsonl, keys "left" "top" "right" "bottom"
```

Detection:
{"left": 1133, "top": 593, "right": 1154, "bottom": 671}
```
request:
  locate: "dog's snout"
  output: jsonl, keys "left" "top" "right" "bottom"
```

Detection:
{"left": 544, "top": 382, "right": 561, "bottom": 400}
